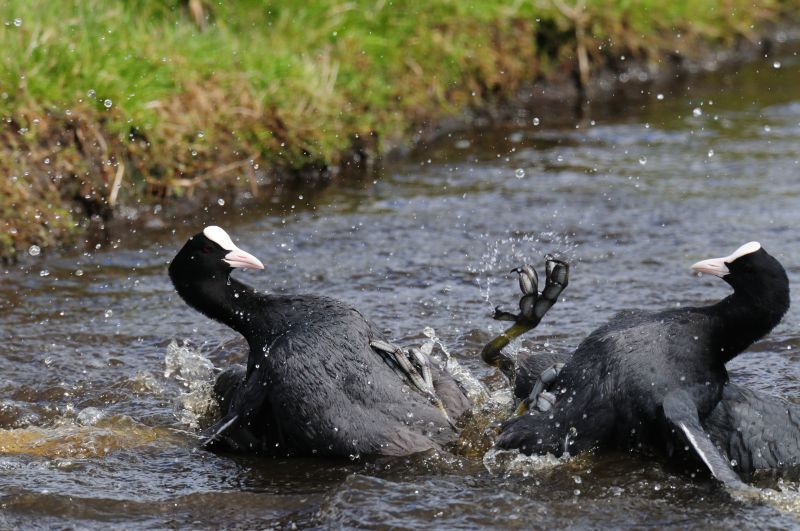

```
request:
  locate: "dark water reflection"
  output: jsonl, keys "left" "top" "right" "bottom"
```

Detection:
{"left": 2, "top": 54, "right": 800, "bottom": 528}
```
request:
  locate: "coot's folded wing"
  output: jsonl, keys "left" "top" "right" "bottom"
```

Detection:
{"left": 704, "top": 383, "right": 800, "bottom": 476}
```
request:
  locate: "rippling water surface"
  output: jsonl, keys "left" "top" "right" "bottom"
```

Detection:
{"left": 2, "top": 56, "right": 800, "bottom": 528}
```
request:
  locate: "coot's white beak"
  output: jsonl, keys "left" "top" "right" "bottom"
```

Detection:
{"left": 203, "top": 225, "right": 265, "bottom": 270}
{"left": 691, "top": 241, "right": 761, "bottom": 278}
{"left": 691, "top": 257, "right": 729, "bottom": 277}
{"left": 223, "top": 247, "right": 264, "bottom": 270}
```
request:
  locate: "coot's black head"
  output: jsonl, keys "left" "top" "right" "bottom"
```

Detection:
{"left": 169, "top": 226, "right": 264, "bottom": 290}
{"left": 691, "top": 242, "right": 789, "bottom": 310}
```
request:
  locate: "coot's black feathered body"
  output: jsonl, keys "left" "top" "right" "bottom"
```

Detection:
{"left": 169, "top": 226, "right": 469, "bottom": 457}
{"left": 511, "top": 347, "right": 800, "bottom": 478}
{"left": 496, "top": 243, "right": 790, "bottom": 486}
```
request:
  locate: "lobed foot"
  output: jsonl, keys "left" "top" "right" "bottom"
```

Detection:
{"left": 519, "top": 362, "right": 564, "bottom": 413}
{"left": 493, "top": 255, "right": 569, "bottom": 327}
{"left": 370, "top": 338, "right": 455, "bottom": 426}
{"left": 481, "top": 256, "right": 569, "bottom": 377}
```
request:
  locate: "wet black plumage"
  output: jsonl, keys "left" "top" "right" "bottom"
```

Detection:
{"left": 513, "top": 351, "right": 800, "bottom": 478}
{"left": 497, "top": 244, "right": 791, "bottom": 485}
{"left": 169, "top": 227, "right": 469, "bottom": 457}
{"left": 705, "top": 384, "right": 800, "bottom": 477}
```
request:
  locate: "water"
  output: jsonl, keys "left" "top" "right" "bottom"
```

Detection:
{"left": 2, "top": 55, "right": 800, "bottom": 528}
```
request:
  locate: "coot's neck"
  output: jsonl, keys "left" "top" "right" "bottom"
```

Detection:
{"left": 174, "top": 274, "right": 263, "bottom": 341}
{"left": 709, "top": 290, "right": 789, "bottom": 363}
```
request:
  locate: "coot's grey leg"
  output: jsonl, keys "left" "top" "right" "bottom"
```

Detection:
{"left": 662, "top": 388, "right": 749, "bottom": 489}
{"left": 370, "top": 339, "right": 431, "bottom": 393}
{"left": 481, "top": 257, "right": 569, "bottom": 381}
{"left": 528, "top": 362, "right": 565, "bottom": 412}
{"left": 409, "top": 347, "right": 434, "bottom": 390}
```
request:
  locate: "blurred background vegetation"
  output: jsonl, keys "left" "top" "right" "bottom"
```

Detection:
{"left": 0, "top": 0, "right": 794, "bottom": 259}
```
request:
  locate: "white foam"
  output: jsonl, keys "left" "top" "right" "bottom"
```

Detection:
{"left": 203, "top": 226, "right": 237, "bottom": 251}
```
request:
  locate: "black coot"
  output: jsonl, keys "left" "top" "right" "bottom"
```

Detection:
{"left": 513, "top": 351, "right": 800, "bottom": 479}
{"left": 495, "top": 242, "right": 791, "bottom": 487}
{"left": 169, "top": 226, "right": 470, "bottom": 456}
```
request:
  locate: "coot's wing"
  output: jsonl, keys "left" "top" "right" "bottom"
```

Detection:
{"left": 201, "top": 363, "right": 271, "bottom": 451}
{"left": 662, "top": 388, "right": 747, "bottom": 487}
{"left": 705, "top": 383, "right": 800, "bottom": 476}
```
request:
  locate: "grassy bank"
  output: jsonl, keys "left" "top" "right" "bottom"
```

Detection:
{"left": 0, "top": 0, "right": 793, "bottom": 259}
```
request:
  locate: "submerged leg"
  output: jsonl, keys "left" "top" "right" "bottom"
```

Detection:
{"left": 480, "top": 256, "right": 569, "bottom": 381}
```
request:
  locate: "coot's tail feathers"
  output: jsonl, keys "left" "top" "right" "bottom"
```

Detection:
{"left": 662, "top": 388, "right": 748, "bottom": 488}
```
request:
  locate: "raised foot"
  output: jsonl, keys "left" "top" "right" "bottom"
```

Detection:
{"left": 493, "top": 255, "right": 569, "bottom": 327}
{"left": 481, "top": 255, "right": 570, "bottom": 376}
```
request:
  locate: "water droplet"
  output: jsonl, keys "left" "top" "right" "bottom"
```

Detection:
{"left": 39, "top": 269, "right": 49, "bottom": 277}
{"left": 87, "top": 89, "right": 96, "bottom": 99}
{"left": 656, "top": 93, "right": 664, "bottom": 100}
{"left": 707, "top": 149, "right": 715, "bottom": 157}
{"left": 75, "top": 269, "right": 84, "bottom": 277}
{"left": 13, "top": 18, "right": 22, "bottom": 27}
{"left": 514, "top": 168, "right": 526, "bottom": 179}
{"left": 104, "top": 309, "right": 113, "bottom": 318}
{"left": 217, "top": 198, "right": 225, "bottom": 206}
{"left": 692, "top": 107, "right": 702, "bottom": 117}
{"left": 103, "top": 99, "right": 113, "bottom": 108}
{"left": 532, "top": 117, "right": 540, "bottom": 126}
{"left": 773, "top": 61, "right": 781, "bottom": 69}
{"left": 638, "top": 156, "right": 647, "bottom": 165}
{"left": 28, "top": 245, "right": 41, "bottom": 256}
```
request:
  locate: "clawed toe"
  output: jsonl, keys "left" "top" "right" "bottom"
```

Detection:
{"left": 544, "top": 255, "right": 569, "bottom": 291}
{"left": 525, "top": 362, "right": 564, "bottom": 412}
{"left": 512, "top": 265, "right": 539, "bottom": 296}
{"left": 502, "top": 257, "right": 570, "bottom": 326}
{"left": 493, "top": 305, "right": 520, "bottom": 322}
{"left": 371, "top": 338, "right": 455, "bottom": 427}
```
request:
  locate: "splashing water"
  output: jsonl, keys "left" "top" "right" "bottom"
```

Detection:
{"left": 164, "top": 340, "right": 219, "bottom": 430}
{"left": 421, "top": 326, "right": 489, "bottom": 405}
{"left": 467, "top": 233, "right": 578, "bottom": 365}
{"left": 472, "top": 232, "right": 578, "bottom": 311}
{"left": 482, "top": 447, "right": 564, "bottom": 476}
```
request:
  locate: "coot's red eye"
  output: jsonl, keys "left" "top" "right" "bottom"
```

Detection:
{"left": 201, "top": 245, "right": 212, "bottom": 254}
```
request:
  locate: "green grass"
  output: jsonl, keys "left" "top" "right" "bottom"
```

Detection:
{"left": 0, "top": 0, "right": 793, "bottom": 259}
